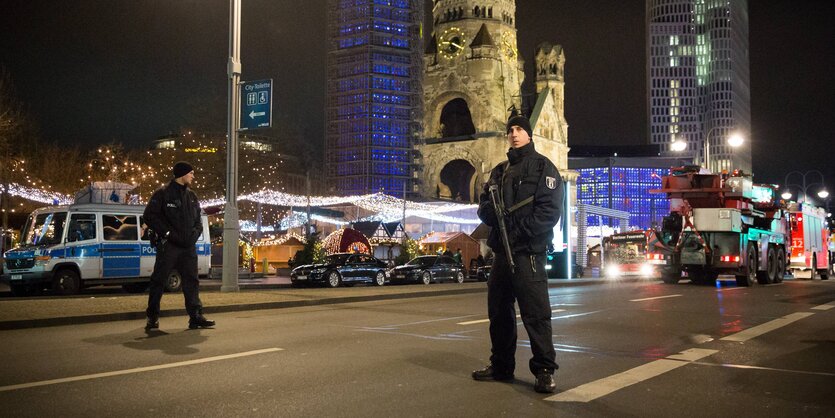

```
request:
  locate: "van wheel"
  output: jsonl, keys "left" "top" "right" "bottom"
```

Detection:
{"left": 164, "top": 271, "right": 182, "bottom": 292}
{"left": 123, "top": 283, "right": 150, "bottom": 293}
{"left": 52, "top": 269, "right": 81, "bottom": 295}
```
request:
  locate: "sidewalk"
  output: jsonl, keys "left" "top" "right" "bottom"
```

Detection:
{"left": 0, "top": 277, "right": 622, "bottom": 330}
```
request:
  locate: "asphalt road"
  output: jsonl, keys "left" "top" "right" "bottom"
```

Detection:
{"left": 0, "top": 279, "right": 833, "bottom": 417}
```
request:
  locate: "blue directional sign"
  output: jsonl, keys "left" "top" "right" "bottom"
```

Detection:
{"left": 240, "top": 79, "right": 273, "bottom": 131}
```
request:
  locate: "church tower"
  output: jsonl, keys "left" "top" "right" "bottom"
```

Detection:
{"left": 417, "top": 0, "right": 571, "bottom": 202}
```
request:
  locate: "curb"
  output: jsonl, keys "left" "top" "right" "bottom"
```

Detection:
{"left": 0, "top": 278, "right": 623, "bottom": 330}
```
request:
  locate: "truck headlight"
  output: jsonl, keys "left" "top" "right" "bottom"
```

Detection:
{"left": 606, "top": 265, "right": 620, "bottom": 278}
{"left": 640, "top": 263, "right": 654, "bottom": 277}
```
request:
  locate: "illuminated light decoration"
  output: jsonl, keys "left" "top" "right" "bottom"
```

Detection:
{"left": 254, "top": 232, "right": 307, "bottom": 247}
{"left": 239, "top": 220, "right": 275, "bottom": 233}
{"left": 184, "top": 147, "right": 218, "bottom": 153}
{"left": 278, "top": 212, "right": 349, "bottom": 230}
{"left": 7, "top": 183, "right": 73, "bottom": 205}
{"left": 321, "top": 228, "right": 372, "bottom": 255}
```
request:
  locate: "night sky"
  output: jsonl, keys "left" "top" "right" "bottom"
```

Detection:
{"left": 1, "top": 0, "right": 833, "bottom": 195}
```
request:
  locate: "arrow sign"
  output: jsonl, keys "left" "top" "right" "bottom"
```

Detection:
{"left": 239, "top": 79, "right": 273, "bottom": 131}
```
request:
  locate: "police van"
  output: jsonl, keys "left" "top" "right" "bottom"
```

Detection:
{"left": 1, "top": 203, "right": 211, "bottom": 296}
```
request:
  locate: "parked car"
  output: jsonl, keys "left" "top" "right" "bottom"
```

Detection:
{"left": 475, "top": 265, "right": 491, "bottom": 282}
{"left": 290, "top": 253, "right": 388, "bottom": 288}
{"left": 389, "top": 255, "right": 465, "bottom": 284}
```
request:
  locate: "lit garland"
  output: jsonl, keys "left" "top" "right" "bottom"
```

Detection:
{"left": 10, "top": 185, "right": 481, "bottom": 225}
{"left": 254, "top": 232, "right": 308, "bottom": 247}
{"left": 240, "top": 220, "right": 275, "bottom": 233}
{"left": 7, "top": 183, "right": 73, "bottom": 205}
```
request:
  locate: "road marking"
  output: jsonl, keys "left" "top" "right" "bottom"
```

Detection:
{"left": 0, "top": 348, "right": 283, "bottom": 393}
{"left": 546, "top": 348, "right": 717, "bottom": 402}
{"left": 629, "top": 294, "right": 682, "bottom": 302}
{"left": 716, "top": 287, "right": 746, "bottom": 292}
{"left": 457, "top": 310, "right": 566, "bottom": 325}
{"left": 689, "top": 361, "right": 835, "bottom": 377}
{"left": 720, "top": 312, "right": 815, "bottom": 342}
{"left": 811, "top": 302, "right": 834, "bottom": 311}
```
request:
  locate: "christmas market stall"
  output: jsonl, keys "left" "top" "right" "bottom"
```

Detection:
{"left": 418, "top": 231, "right": 480, "bottom": 273}
{"left": 351, "top": 221, "right": 408, "bottom": 264}
{"left": 253, "top": 233, "right": 307, "bottom": 274}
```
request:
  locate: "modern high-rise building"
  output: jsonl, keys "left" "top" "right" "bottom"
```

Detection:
{"left": 325, "top": 0, "right": 424, "bottom": 198}
{"left": 646, "top": 0, "right": 751, "bottom": 173}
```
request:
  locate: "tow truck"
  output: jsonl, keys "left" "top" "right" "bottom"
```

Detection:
{"left": 651, "top": 167, "right": 788, "bottom": 286}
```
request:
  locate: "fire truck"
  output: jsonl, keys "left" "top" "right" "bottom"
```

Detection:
{"left": 651, "top": 167, "right": 788, "bottom": 286}
{"left": 785, "top": 202, "right": 830, "bottom": 280}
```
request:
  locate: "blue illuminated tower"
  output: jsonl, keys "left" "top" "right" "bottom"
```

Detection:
{"left": 326, "top": 0, "right": 424, "bottom": 197}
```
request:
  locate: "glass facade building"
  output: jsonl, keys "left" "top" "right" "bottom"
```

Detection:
{"left": 576, "top": 167, "right": 671, "bottom": 230}
{"left": 326, "top": 0, "right": 424, "bottom": 197}
{"left": 646, "top": 0, "right": 751, "bottom": 174}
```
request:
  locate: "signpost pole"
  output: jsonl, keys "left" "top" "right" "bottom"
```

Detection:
{"left": 222, "top": 0, "right": 242, "bottom": 292}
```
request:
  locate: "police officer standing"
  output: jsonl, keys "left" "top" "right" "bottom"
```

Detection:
{"left": 143, "top": 161, "right": 215, "bottom": 330}
{"left": 473, "top": 115, "right": 562, "bottom": 393}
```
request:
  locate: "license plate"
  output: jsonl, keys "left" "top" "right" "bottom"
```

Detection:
{"left": 11, "top": 274, "right": 22, "bottom": 280}
{"left": 296, "top": 275, "right": 307, "bottom": 281}
{"left": 396, "top": 274, "right": 405, "bottom": 278}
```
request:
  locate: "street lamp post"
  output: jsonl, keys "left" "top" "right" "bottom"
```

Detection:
{"left": 669, "top": 129, "right": 743, "bottom": 172}
{"left": 221, "top": 0, "right": 242, "bottom": 292}
{"left": 782, "top": 170, "right": 829, "bottom": 205}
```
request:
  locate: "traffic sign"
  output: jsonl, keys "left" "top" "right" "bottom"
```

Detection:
{"left": 240, "top": 79, "right": 273, "bottom": 131}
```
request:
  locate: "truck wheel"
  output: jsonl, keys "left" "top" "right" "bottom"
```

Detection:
{"left": 661, "top": 270, "right": 681, "bottom": 284}
{"left": 758, "top": 247, "right": 776, "bottom": 285}
{"left": 811, "top": 255, "right": 818, "bottom": 280}
{"left": 52, "top": 269, "right": 81, "bottom": 295}
{"left": 772, "top": 247, "right": 786, "bottom": 284}
{"left": 736, "top": 246, "right": 757, "bottom": 287}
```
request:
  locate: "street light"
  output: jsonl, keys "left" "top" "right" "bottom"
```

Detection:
{"left": 221, "top": 0, "right": 242, "bottom": 292}
{"left": 669, "top": 129, "right": 744, "bottom": 172}
{"left": 781, "top": 170, "right": 828, "bottom": 206}
{"left": 701, "top": 127, "right": 744, "bottom": 172}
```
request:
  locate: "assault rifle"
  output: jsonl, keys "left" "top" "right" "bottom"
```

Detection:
{"left": 488, "top": 184, "right": 515, "bottom": 273}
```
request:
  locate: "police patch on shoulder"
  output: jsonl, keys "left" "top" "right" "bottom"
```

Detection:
{"left": 545, "top": 176, "right": 557, "bottom": 190}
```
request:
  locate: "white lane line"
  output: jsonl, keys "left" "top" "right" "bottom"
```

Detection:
{"left": 457, "top": 310, "right": 566, "bottom": 325}
{"left": 716, "top": 287, "right": 746, "bottom": 292}
{"left": 546, "top": 348, "right": 717, "bottom": 402}
{"left": 689, "top": 361, "right": 835, "bottom": 377}
{"left": 629, "top": 294, "right": 682, "bottom": 302}
{"left": 720, "top": 312, "right": 815, "bottom": 342}
{"left": 0, "top": 348, "right": 283, "bottom": 393}
{"left": 811, "top": 302, "right": 835, "bottom": 311}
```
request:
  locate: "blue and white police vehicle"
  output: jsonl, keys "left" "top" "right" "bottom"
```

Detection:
{"left": 1, "top": 203, "right": 211, "bottom": 296}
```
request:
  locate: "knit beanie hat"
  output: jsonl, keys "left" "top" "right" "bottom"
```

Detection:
{"left": 172, "top": 161, "right": 194, "bottom": 178}
{"left": 506, "top": 115, "right": 533, "bottom": 139}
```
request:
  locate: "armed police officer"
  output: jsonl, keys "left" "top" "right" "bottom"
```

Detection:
{"left": 143, "top": 161, "right": 215, "bottom": 331}
{"left": 473, "top": 114, "right": 562, "bottom": 393}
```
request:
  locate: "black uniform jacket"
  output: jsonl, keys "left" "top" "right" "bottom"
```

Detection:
{"left": 477, "top": 142, "right": 563, "bottom": 254}
{"left": 143, "top": 181, "right": 204, "bottom": 249}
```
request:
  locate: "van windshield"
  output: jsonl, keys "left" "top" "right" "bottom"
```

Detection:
{"left": 22, "top": 212, "right": 67, "bottom": 246}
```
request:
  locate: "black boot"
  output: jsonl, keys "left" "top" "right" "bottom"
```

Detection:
{"left": 472, "top": 364, "right": 514, "bottom": 382}
{"left": 145, "top": 315, "right": 159, "bottom": 331}
{"left": 534, "top": 371, "right": 556, "bottom": 393}
{"left": 188, "top": 312, "right": 215, "bottom": 329}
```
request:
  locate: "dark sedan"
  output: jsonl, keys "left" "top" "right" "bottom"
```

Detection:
{"left": 389, "top": 255, "right": 465, "bottom": 285}
{"left": 290, "top": 253, "right": 389, "bottom": 288}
